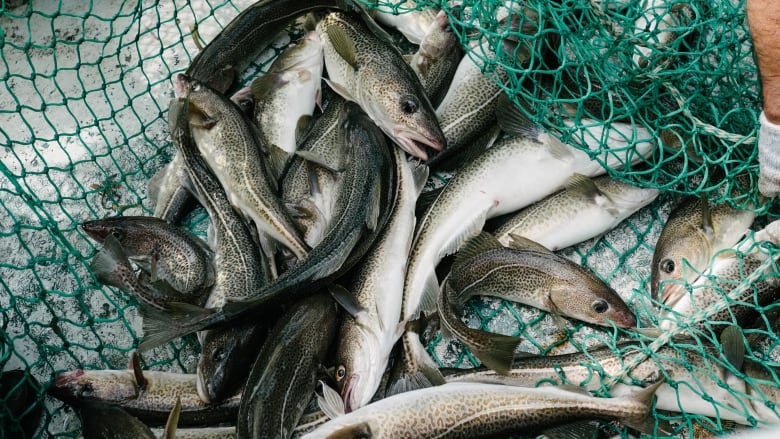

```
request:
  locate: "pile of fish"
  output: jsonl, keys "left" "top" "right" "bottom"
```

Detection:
{"left": 45, "top": 0, "right": 780, "bottom": 437}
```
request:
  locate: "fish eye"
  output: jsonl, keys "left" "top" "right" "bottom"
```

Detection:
{"left": 659, "top": 259, "right": 676, "bottom": 274}
{"left": 110, "top": 228, "right": 124, "bottom": 240}
{"left": 592, "top": 299, "right": 608, "bottom": 314}
{"left": 192, "top": 82, "right": 201, "bottom": 92}
{"left": 211, "top": 348, "right": 226, "bottom": 363}
{"left": 336, "top": 365, "right": 346, "bottom": 381}
{"left": 400, "top": 97, "right": 418, "bottom": 114}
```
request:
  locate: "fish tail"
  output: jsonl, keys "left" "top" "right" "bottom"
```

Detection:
{"left": 137, "top": 302, "right": 216, "bottom": 351}
{"left": 617, "top": 381, "right": 671, "bottom": 436}
{"left": 386, "top": 331, "right": 444, "bottom": 397}
{"left": 90, "top": 234, "right": 133, "bottom": 289}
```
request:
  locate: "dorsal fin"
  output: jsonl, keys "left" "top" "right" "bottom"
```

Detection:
{"left": 326, "top": 25, "right": 358, "bottom": 69}
{"left": 451, "top": 232, "right": 504, "bottom": 274}
{"left": 496, "top": 93, "right": 542, "bottom": 140}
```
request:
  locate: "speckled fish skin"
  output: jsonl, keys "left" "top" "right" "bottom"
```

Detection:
{"left": 494, "top": 175, "right": 660, "bottom": 251}
{"left": 185, "top": 0, "right": 354, "bottom": 94}
{"left": 281, "top": 96, "right": 349, "bottom": 248}
{"left": 237, "top": 293, "right": 339, "bottom": 439}
{"left": 253, "top": 31, "right": 324, "bottom": 174}
{"left": 651, "top": 195, "right": 755, "bottom": 305}
{"left": 80, "top": 401, "right": 157, "bottom": 439}
{"left": 176, "top": 73, "right": 309, "bottom": 261}
{"left": 408, "top": 9, "right": 463, "bottom": 107}
{"left": 316, "top": 11, "right": 445, "bottom": 160}
{"left": 447, "top": 234, "right": 636, "bottom": 328}
{"left": 300, "top": 381, "right": 658, "bottom": 438}
{"left": 47, "top": 369, "right": 240, "bottom": 427}
{"left": 150, "top": 427, "right": 236, "bottom": 439}
{"left": 82, "top": 215, "right": 214, "bottom": 295}
{"left": 368, "top": 0, "right": 437, "bottom": 45}
{"left": 658, "top": 250, "right": 780, "bottom": 334}
{"left": 149, "top": 154, "right": 194, "bottom": 224}
{"left": 169, "top": 96, "right": 271, "bottom": 405}
{"left": 443, "top": 342, "right": 780, "bottom": 425}
{"left": 335, "top": 148, "right": 428, "bottom": 413}
{"left": 402, "top": 127, "right": 651, "bottom": 321}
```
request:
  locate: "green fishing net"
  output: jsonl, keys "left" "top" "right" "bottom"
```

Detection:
{"left": 0, "top": 0, "right": 778, "bottom": 438}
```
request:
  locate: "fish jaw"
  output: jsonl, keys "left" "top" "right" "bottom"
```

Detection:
{"left": 81, "top": 220, "right": 112, "bottom": 243}
{"left": 392, "top": 124, "right": 445, "bottom": 160}
{"left": 173, "top": 73, "right": 189, "bottom": 97}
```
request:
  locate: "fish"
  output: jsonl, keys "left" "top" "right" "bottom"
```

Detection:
{"left": 332, "top": 148, "right": 428, "bottom": 413}
{"left": 0, "top": 370, "right": 42, "bottom": 439}
{"left": 402, "top": 96, "right": 655, "bottom": 321}
{"left": 237, "top": 293, "right": 339, "bottom": 439}
{"left": 302, "top": 380, "right": 664, "bottom": 438}
{"left": 442, "top": 339, "right": 780, "bottom": 425}
{"left": 79, "top": 400, "right": 158, "bottom": 439}
{"left": 185, "top": 0, "right": 358, "bottom": 93}
{"left": 251, "top": 31, "right": 324, "bottom": 178}
{"left": 407, "top": 9, "right": 463, "bottom": 107}
{"left": 47, "top": 365, "right": 241, "bottom": 427}
{"left": 168, "top": 96, "right": 272, "bottom": 404}
{"left": 89, "top": 234, "right": 206, "bottom": 310}
{"left": 82, "top": 215, "right": 215, "bottom": 296}
{"left": 650, "top": 194, "right": 755, "bottom": 306}
{"left": 281, "top": 95, "right": 349, "bottom": 248}
{"left": 140, "top": 102, "right": 396, "bottom": 350}
{"left": 368, "top": 1, "right": 437, "bottom": 45}
{"left": 316, "top": 11, "right": 445, "bottom": 160}
{"left": 385, "top": 325, "right": 445, "bottom": 397}
{"left": 148, "top": 154, "right": 196, "bottom": 224}
{"left": 176, "top": 73, "right": 309, "bottom": 265}
{"left": 150, "top": 427, "right": 236, "bottom": 439}
{"left": 494, "top": 174, "right": 660, "bottom": 251}
{"left": 632, "top": 1, "right": 695, "bottom": 68}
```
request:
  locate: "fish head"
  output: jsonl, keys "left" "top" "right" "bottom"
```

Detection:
{"left": 47, "top": 369, "right": 138, "bottom": 406}
{"left": 335, "top": 324, "right": 384, "bottom": 413}
{"left": 549, "top": 281, "right": 637, "bottom": 328}
{"left": 418, "top": 10, "right": 459, "bottom": 61}
{"left": 277, "top": 31, "right": 324, "bottom": 72}
{"left": 196, "top": 322, "right": 267, "bottom": 404}
{"left": 174, "top": 73, "right": 227, "bottom": 130}
{"left": 651, "top": 226, "right": 711, "bottom": 305}
{"left": 387, "top": 92, "right": 446, "bottom": 161}
{"left": 81, "top": 218, "right": 135, "bottom": 245}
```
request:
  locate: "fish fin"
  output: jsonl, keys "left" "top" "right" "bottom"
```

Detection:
{"left": 505, "top": 233, "right": 551, "bottom": 252}
{"left": 295, "top": 115, "right": 316, "bottom": 147}
{"left": 295, "top": 150, "right": 346, "bottom": 173}
{"left": 557, "top": 385, "right": 594, "bottom": 396}
{"left": 130, "top": 351, "right": 147, "bottom": 390}
{"left": 700, "top": 193, "right": 715, "bottom": 239}
{"left": 542, "top": 421, "right": 601, "bottom": 439}
{"left": 324, "top": 78, "right": 357, "bottom": 103}
{"left": 632, "top": 327, "right": 663, "bottom": 338}
{"left": 250, "top": 72, "right": 289, "bottom": 101}
{"left": 546, "top": 137, "right": 577, "bottom": 162}
{"left": 619, "top": 381, "right": 670, "bottom": 436}
{"left": 316, "top": 380, "right": 345, "bottom": 419}
{"left": 328, "top": 284, "right": 367, "bottom": 320}
{"left": 147, "top": 277, "right": 183, "bottom": 300}
{"left": 720, "top": 325, "right": 745, "bottom": 373}
{"left": 386, "top": 332, "right": 445, "bottom": 397}
{"left": 286, "top": 200, "right": 319, "bottom": 220}
{"left": 402, "top": 53, "right": 414, "bottom": 65}
{"left": 187, "top": 103, "right": 217, "bottom": 129}
{"left": 565, "top": 173, "right": 606, "bottom": 201}
{"left": 416, "top": 272, "right": 441, "bottom": 318}
{"left": 495, "top": 92, "right": 542, "bottom": 140}
{"left": 147, "top": 164, "right": 169, "bottom": 206}
{"left": 161, "top": 396, "right": 181, "bottom": 439}
{"left": 465, "top": 331, "right": 522, "bottom": 376}
{"left": 206, "top": 66, "right": 238, "bottom": 94}
{"left": 449, "top": 232, "right": 504, "bottom": 300}
{"left": 549, "top": 302, "right": 570, "bottom": 332}
{"left": 365, "top": 180, "right": 381, "bottom": 232}
{"left": 90, "top": 234, "right": 133, "bottom": 288}
{"left": 439, "top": 209, "right": 492, "bottom": 261}
{"left": 415, "top": 187, "right": 443, "bottom": 218}
{"left": 137, "top": 301, "right": 216, "bottom": 351}
{"left": 326, "top": 25, "right": 358, "bottom": 69}
{"left": 230, "top": 86, "right": 255, "bottom": 116}
{"left": 410, "top": 161, "right": 430, "bottom": 197}
{"left": 265, "top": 143, "right": 290, "bottom": 184}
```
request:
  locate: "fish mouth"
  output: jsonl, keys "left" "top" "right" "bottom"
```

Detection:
{"left": 612, "top": 310, "right": 637, "bottom": 329}
{"left": 81, "top": 221, "right": 109, "bottom": 243}
{"left": 52, "top": 370, "right": 84, "bottom": 387}
{"left": 661, "top": 282, "right": 692, "bottom": 309}
{"left": 392, "top": 126, "right": 445, "bottom": 161}
{"left": 173, "top": 73, "right": 190, "bottom": 97}
{"left": 340, "top": 374, "right": 360, "bottom": 413}
{"left": 196, "top": 372, "right": 211, "bottom": 404}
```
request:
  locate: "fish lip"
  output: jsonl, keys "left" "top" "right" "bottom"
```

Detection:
{"left": 173, "top": 73, "right": 190, "bottom": 97}
{"left": 340, "top": 373, "right": 359, "bottom": 413}
{"left": 661, "top": 282, "right": 691, "bottom": 309}
{"left": 52, "top": 370, "right": 84, "bottom": 388}
{"left": 392, "top": 126, "right": 445, "bottom": 161}
{"left": 196, "top": 372, "right": 212, "bottom": 404}
{"left": 81, "top": 221, "right": 108, "bottom": 242}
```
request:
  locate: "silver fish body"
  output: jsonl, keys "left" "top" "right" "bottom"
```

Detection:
{"left": 301, "top": 381, "right": 660, "bottom": 438}
{"left": 176, "top": 73, "right": 309, "bottom": 261}
{"left": 79, "top": 401, "right": 157, "bottom": 439}
{"left": 148, "top": 154, "right": 195, "bottom": 224}
{"left": 408, "top": 9, "right": 463, "bottom": 107}
{"left": 335, "top": 149, "right": 428, "bottom": 412}
{"left": 369, "top": 1, "right": 437, "bottom": 45}
{"left": 494, "top": 174, "right": 660, "bottom": 251}
{"left": 317, "top": 11, "right": 445, "bottom": 160}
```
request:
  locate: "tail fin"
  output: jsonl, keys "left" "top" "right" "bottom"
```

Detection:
{"left": 618, "top": 381, "right": 672, "bottom": 436}
{"left": 386, "top": 330, "right": 444, "bottom": 397}
{"left": 137, "top": 301, "right": 217, "bottom": 351}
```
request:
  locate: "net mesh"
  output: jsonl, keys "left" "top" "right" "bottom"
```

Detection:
{"left": 0, "top": 0, "right": 778, "bottom": 437}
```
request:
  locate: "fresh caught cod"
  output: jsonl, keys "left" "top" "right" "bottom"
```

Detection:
{"left": 443, "top": 339, "right": 780, "bottom": 425}
{"left": 80, "top": 400, "right": 162, "bottom": 439}
{"left": 302, "top": 381, "right": 663, "bottom": 438}
{"left": 185, "top": 0, "right": 356, "bottom": 93}
{"left": 402, "top": 99, "right": 655, "bottom": 320}
{"left": 151, "top": 427, "right": 235, "bottom": 439}
{"left": 494, "top": 174, "right": 660, "bottom": 251}
{"left": 48, "top": 367, "right": 240, "bottom": 427}
{"left": 408, "top": 9, "right": 463, "bottom": 107}
{"left": 148, "top": 154, "right": 195, "bottom": 224}
{"left": 140, "top": 103, "right": 396, "bottom": 349}
{"left": 83, "top": 216, "right": 214, "bottom": 296}
{"left": 651, "top": 194, "right": 755, "bottom": 306}
{"left": 333, "top": 148, "right": 428, "bottom": 413}
{"left": 237, "top": 293, "right": 339, "bottom": 439}
{"left": 169, "top": 96, "right": 271, "bottom": 404}
{"left": 281, "top": 95, "right": 349, "bottom": 248}
{"left": 175, "top": 73, "right": 309, "bottom": 263}
{"left": 316, "top": 11, "right": 445, "bottom": 160}
{"left": 252, "top": 31, "right": 324, "bottom": 178}
{"left": 368, "top": 0, "right": 437, "bottom": 45}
